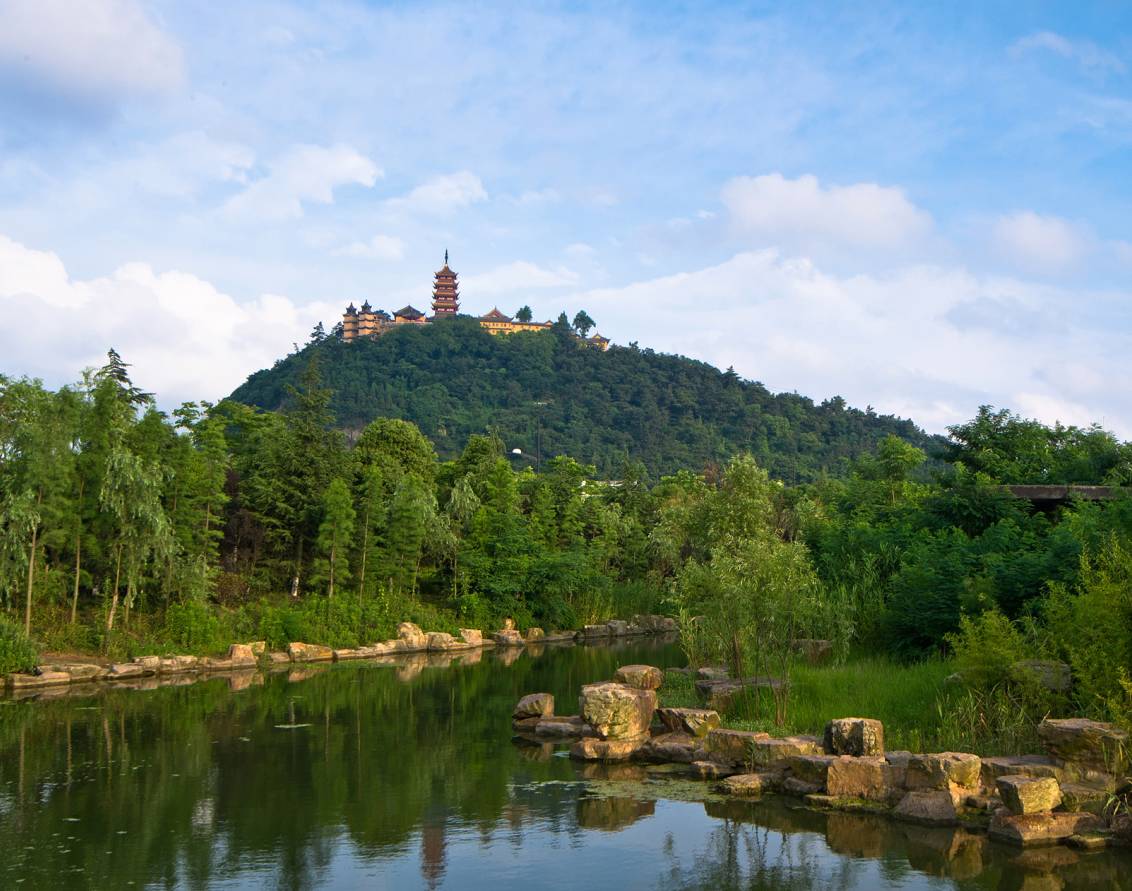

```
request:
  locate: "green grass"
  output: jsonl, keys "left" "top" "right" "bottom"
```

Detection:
{"left": 661, "top": 656, "right": 1039, "bottom": 755}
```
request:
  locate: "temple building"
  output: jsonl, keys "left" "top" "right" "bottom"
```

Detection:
{"left": 477, "top": 307, "right": 552, "bottom": 336}
{"left": 340, "top": 253, "right": 609, "bottom": 349}
{"left": 431, "top": 250, "right": 460, "bottom": 316}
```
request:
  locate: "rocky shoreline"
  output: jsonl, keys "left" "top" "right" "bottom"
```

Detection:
{"left": 2, "top": 614, "right": 677, "bottom": 699}
{"left": 512, "top": 664, "right": 1132, "bottom": 852}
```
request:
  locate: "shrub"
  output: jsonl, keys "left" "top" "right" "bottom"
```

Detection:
{"left": 945, "top": 608, "right": 1029, "bottom": 690}
{"left": 0, "top": 614, "right": 39, "bottom": 674}
{"left": 163, "top": 601, "right": 226, "bottom": 654}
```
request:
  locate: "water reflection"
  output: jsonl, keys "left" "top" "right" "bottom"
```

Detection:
{"left": 0, "top": 638, "right": 1128, "bottom": 890}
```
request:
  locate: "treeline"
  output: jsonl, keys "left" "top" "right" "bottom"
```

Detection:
{"left": 2, "top": 350, "right": 1130, "bottom": 736}
{"left": 230, "top": 315, "right": 937, "bottom": 480}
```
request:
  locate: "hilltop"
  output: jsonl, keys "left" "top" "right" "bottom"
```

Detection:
{"left": 228, "top": 315, "right": 938, "bottom": 478}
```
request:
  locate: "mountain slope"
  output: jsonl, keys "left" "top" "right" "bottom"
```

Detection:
{"left": 229, "top": 316, "right": 938, "bottom": 479}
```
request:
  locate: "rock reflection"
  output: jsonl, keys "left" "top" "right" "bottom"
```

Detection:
{"left": 576, "top": 795, "right": 656, "bottom": 831}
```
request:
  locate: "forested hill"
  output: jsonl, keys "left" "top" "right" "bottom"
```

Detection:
{"left": 228, "top": 316, "right": 938, "bottom": 478}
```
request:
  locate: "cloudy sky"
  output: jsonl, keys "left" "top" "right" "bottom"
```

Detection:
{"left": 1, "top": 1, "right": 1130, "bottom": 436}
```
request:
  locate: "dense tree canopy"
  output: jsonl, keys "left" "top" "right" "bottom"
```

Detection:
{"left": 228, "top": 316, "right": 938, "bottom": 479}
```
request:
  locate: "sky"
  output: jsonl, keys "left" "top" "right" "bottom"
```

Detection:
{"left": 0, "top": 0, "right": 1130, "bottom": 437}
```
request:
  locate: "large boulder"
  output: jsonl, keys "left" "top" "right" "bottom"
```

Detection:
{"left": 989, "top": 809, "right": 1103, "bottom": 846}
{"left": 426, "top": 632, "right": 459, "bottom": 651}
{"left": 614, "top": 664, "right": 664, "bottom": 690}
{"left": 525, "top": 627, "right": 545, "bottom": 642}
{"left": 748, "top": 735, "right": 823, "bottom": 771}
{"left": 579, "top": 682, "right": 657, "bottom": 740}
{"left": 1038, "top": 717, "right": 1129, "bottom": 774}
{"left": 227, "top": 644, "right": 257, "bottom": 666}
{"left": 514, "top": 692, "right": 555, "bottom": 719}
{"left": 657, "top": 707, "right": 720, "bottom": 738}
{"left": 893, "top": 790, "right": 959, "bottom": 826}
{"left": 397, "top": 622, "right": 428, "bottom": 650}
{"left": 107, "top": 662, "right": 146, "bottom": 678}
{"left": 719, "top": 773, "right": 775, "bottom": 797}
{"left": 705, "top": 728, "right": 770, "bottom": 766}
{"left": 7, "top": 671, "right": 72, "bottom": 689}
{"left": 825, "top": 755, "right": 897, "bottom": 803}
{"left": 979, "top": 754, "right": 1064, "bottom": 789}
{"left": 580, "top": 624, "right": 612, "bottom": 639}
{"left": 823, "top": 717, "right": 884, "bottom": 757}
{"left": 906, "top": 752, "right": 982, "bottom": 791}
{"left": 132, "top": 655, "right": 162, "bottom": 674}
{"left": 287, "top": 642, "right": 334, "bottom": 663}
{"left": 606, "top": 619, "right": 629, "bottom": 636}
{"left": 570, "top": 735, "right": 648, "bottom": 761}
{"left": 996, "top": 775, "right": 1062, "bottom": 815}
{"left": 534, "top": 715, "right": 593, "bottom": 739}
{"left": 635, "top": 732, "right": 699, "bottom": 764}
{"left": 492, "top": 629, "right": 525, "bottom": 647}
{"left": 458, "top": 628, "right": 483, "bottom": 646}
{"left": 788, "top": 754, "right": 836, "bottom": 791}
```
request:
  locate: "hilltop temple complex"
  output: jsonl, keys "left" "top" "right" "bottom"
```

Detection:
{"left": 341, "top": 254, "right": 610, "bottom": 349}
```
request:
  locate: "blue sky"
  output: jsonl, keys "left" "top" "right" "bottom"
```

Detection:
{"left": 1, "top": 0, "right": 1130, "bottom": 436}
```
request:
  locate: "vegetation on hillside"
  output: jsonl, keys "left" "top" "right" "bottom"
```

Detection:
{"left": 229, "top": 316, "right": 937, "bottom": 480}
{"left": 2, "top": 346, "right": 1130, "bottom": 751}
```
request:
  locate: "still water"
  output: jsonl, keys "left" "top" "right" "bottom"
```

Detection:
{"left": 1, "top": 638, "right": 1127, "bottom": 890}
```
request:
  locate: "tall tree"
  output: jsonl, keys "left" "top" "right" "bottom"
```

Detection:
{"left": 572, "top": 310, "right": 596, "bottom": 338}
{"left": 312, "top": 479, "right": 355, "bottom": 598}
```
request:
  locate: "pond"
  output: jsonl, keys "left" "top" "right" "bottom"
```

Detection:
{"left": 0, "top": 638, "right": 1126, "bottom": 889}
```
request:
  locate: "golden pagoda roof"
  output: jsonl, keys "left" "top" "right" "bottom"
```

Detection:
{"left": 479, "top": 307, "right": 513, "bottom": 322}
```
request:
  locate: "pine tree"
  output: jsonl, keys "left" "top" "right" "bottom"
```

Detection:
{"left": 312, "top": 479, "right": 355, "bottom": 598}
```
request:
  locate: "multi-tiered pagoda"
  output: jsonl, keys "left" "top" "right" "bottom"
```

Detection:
{"left": 431, "top": 250, "right": 460, "bottom": 317}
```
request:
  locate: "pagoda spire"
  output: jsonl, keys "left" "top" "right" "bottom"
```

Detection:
{"left": 432, "top": 252, "right": 459, "bottom": 317}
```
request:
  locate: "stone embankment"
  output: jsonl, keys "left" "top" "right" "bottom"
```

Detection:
{"left": 512, "top": 666, "right": 1131, "bottom": 851}
{"left": 3, "top": 614, "right": 677, "bottom": 697}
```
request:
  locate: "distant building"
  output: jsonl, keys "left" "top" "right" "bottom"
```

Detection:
{"left": 341, "top": 253, "right": 610, "bottom": 349}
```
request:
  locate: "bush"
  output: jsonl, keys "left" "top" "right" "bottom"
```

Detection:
{"left": 0, "top": 614, "right": 39, "bottom": 674}
{"left": 163, "top": 601, "right": 226, "bottom": 654}
{"left": 946, "top": 608, "right": 1029, "bottom": 690}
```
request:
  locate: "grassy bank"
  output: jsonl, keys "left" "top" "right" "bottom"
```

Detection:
{"left": 662, "top": 656, "right": 1043, "bottom": 756}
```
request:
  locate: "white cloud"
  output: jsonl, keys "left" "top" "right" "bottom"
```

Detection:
{"left": 1011, "top": 32, "right": 1125, "bottom": 75}
{"left": 513, "top": 188, "right": 560, "bottom": 206}
{"left": 991, "top": 211, "right": 1087, "bottom": 273}
{"left": 566, "top": 249, "right": 1131, "bottom": 437}
{"left": 463, "top": 261, "right": 578, "bottom": 295}
{"left": 387, "top": 171, "right": 487, "bottom": 215}
{"left": 0, "top": 234, "right": 330, "bottom": 405}
{"left": 224, "top": 144, "right": 381, "bottom": 221}
{"left": 0, "top": 0, "right": 184, "bottom": 101}
{"left": 334, "top": 234, "right": 406, "bottom": 261}
{"left": 118, "top": 131, "right": 255, "bottom": 199}
{"left": 721, "top": 173, "right": 933, "bottom": 253}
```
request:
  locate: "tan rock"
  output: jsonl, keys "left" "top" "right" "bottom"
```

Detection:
{"left": 132, "top": 655, "right": 161, "bottom": 673}
{"left": 705, "top": 728, "right": 770, "bottom": 766}
{"left": 534, "top": 715, "right": 592, "bottom": 739}
{"left": 788, "top": 754, "right": 836, "bottom": 789}
{"left": 246, "top": 640, "right": 267, "bottom": 656}
{"left": 606, "top": 619, "right": 629, "bottom": 636}
{"left": 980, "top": 754, "right": 1063, "bottom": 789}
{"left": 45, "top": 662, "right": 103, "bottom": 681}
{"left": 570, "top": 734, "right": 648, "bottom": 761}
{"left": 748, "top": 735, "right": 823, "bottom": 770}
{"left": 719, "top": 773, "right": 773, "bottom": 797}
{"left": 614, "top": 664, "right": 664, "bottom": 690}
{"left": 525, "top": 627, "right": 545, "bottom": 642}
{"left": 107, "top": 662, "right": 145, "bottom": 678}
{"left": 514, "top": 692, "right": 554, "bottom": 719}
{"left": 333, "top": 648, "right": 362, "bottom": 661}
{"left": 823, "top": 717, "right": 885, "bottom": 757}
{"left": 826, "top": 755, "right": 895, "bottom": 802}
{"left": 512, "top": 716, "right": 542, "bottom": 733}
{"left": 287, "top": 642, "right": 334, "bottom": 662}
{"left": 636, "top": 732, "right": 698, "bottom": 763}
{"left": 159, "top": 655, "right": 199, "bottom": 674}
{"left": 997, "top": 775, "right": 1063, "bottom": 815}
{"left": 581, "top": 624, "right": 612, "bottom": 638}
{"left": 893, "top": 790, "right": 959, "bottom": 826}
{"left": 690, "top": 760, "right": 739, "bottom": 779}
{"left": 989, "top": 809, "right": 1103, "bottom": 846}
{"left": 1038, "top": 717, "right": 1129, "bottom": 774}
{"left": 7, "top": 671, "right": 71, "bottom": 688}
{"left": 579, "top": 682, "right": 656, "bottom": 740}
{"left": 502, "top": 617, "right": 516, "bottom": 631}
{"left": 492, "top": 629, "right": 525, "bottom": 647}
{"left": 227, "top": 643, "right": 257, "bottom": 666}
{"left": 1058, "top": 781, "right": 1111, "bottom": 814}
{"left": 426, "top": 631, "right": 457, "bottom": 651}
{"left": 458, "top": 628, "right": 483, "bottom": 646}
{"left": 267, "top": 651, "right": 291, "bottom": 664}
{"left": 657, "top": 707, "right": 720, "bottom": 738}
{"left": 906, "top": 752, "right": 982, "bottom": 790}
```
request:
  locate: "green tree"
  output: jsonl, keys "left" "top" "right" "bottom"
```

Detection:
{"left": 312, "top": 479, "right": 356, "bottom": 598}
{"left": 572, "top": 310, "right": 596, "bottom": 338}
{"left": 515, "top": 305, "right": 533, "bottom": 323}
